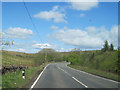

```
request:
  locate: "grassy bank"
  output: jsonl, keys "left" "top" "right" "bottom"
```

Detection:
{"left": 2, "top": 50, "right": 64, "bottom": 88}
{"left": 2, "top": 62, "right": 49, "bottom": 88}
{"left": 2, "top": 50, "right": 64, "bottom": 67}
{"left": 64, "top": 49, "right": 119, "bottom": 82}
{"left": 68, "top": 64, "right": 119, "bottom": 82}
{"left": 2, "top": 50, "right": 44, "bottom": 67}
{"left": 2, "top": 48, "right": 119, "bottom": 88}
{"left": 64, "top": 50, "right": 119, "bottom": 74}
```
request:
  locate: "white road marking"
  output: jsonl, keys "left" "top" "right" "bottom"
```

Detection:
{"left": 30, "top": 64, "right": 50, "bottom": 89}
{"left": 66, "top": 64, "right": 119, "bottom": 83}
{"left": 57, "top": 66, "right": 71, "bottom": 76}
{"left": 72, "top": 77, "right": 88, "bottom": 88}
{"left": 58, "top": 66, "right": 88, "bottom": 88}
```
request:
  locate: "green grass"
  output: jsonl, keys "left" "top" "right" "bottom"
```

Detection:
{"left": 2, "top": 50, "right": 64, "bottom": 88}
{"left": 66, "top": 50, "right": 119, "bottom": 74}
{"left": 2, "top": 50, "right": 63, "bottom": 67}
{"left": 0, "top": 75, "right": 2, "bottom": 89}
{"left": 2, "top": 62, "right": 49, "bottom": 88}
{"left": 2, "top": 49, "right": 119, "bottom": 88}
{"left": 2, "top": 50, "right": 36, "bottom": 67}
{"left": 68, "top": 64, "right": 119, "bottom": 82}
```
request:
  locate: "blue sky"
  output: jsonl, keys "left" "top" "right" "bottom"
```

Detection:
{"left": 2, "top": 1, "right": 118, "bottom": 53}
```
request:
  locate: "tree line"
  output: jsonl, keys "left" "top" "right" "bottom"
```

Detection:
{"left": 101, "top": 40, "right": 114, "bottom": 52}
{"left": 62, "top": 40, "right": 119, "bottom": 74}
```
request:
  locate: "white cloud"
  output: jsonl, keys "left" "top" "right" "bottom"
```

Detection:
{"left": 19, "top": 48, "right": 25, "bottom": 52}
{"left": 32, "top": 43, "right": 53, "bottom": 49}
{"left": 32, "top": 42, "right": 65, "bottom": 52}
{"left": 34, "top": 6, "right": 67, "bottom": 23}
{"left": 109, "top": 25, "right": 118, "bottom": 47}
{"left": 52, "top": 6, "right": 59, "bottom": 11}
{"left": 85, "top": 26, "right": 97, "bottom": 34}
{"left": 80, "top": 13, "right": 85, "bottom": 17}
{"left": 50, "top": 25, "right": 58, "bottom": 30}
{"left": 3, "top": 27, "right": 33, "bottom": 39}
{"left": 70, "top": 0, "right": 98, "bottom": 11}
{"left": 51, "top": 25, "right": 118, "bottom": 49}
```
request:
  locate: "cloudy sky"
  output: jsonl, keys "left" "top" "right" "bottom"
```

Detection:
{"left": 2, "top": 1, "right": 118, "bottom": 53}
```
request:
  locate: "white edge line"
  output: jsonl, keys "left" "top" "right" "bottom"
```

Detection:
{"left": 72, "top": 77, "right": 88, "bottom": 88}
{"left": 66, "top": 64, "right": 119, "bottom": 83}
{"left": 30, "top": 64, "right": 50, "bottom": 89}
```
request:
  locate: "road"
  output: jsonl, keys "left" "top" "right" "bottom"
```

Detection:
{"left": 32, "top": 62, "right": 119, "bottom": 88}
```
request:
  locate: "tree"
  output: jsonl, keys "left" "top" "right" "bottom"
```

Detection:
{"left": 38, "top": 48, "right": 62, "bottom": 62}
{"left": 68, "top": 52, "right": 81, "bottom": 65}
{"left": 110, "top": 44, "right": 114, "bottom": 51}
{"left": 39, "top": 48, "right": 56, "bottom": 53}
{"left": 1, "top": 40, "right": 14, "bottom": 50}
{"left": 104, "top": 40, "right": 109, "bottom": 51}
{"left": 102, "top": 40, "right": 109, "bottom": 52}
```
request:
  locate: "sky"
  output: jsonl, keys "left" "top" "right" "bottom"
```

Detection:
{"left": 1, "top": 1, "right": 118, "bottom": 53}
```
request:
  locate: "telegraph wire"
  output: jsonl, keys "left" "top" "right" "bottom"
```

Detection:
{"left": 23, "top": 0, "right": 44, "bottom": 44}
{"left": 23, "top": 1, "right": 49, "bottom": 61}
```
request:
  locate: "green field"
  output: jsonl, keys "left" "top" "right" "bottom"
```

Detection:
{"left": 2, "top": 50, "right": 44, "bottom": 67}
{"left": 2, "top": 49, "right": 64, "bottom": 88}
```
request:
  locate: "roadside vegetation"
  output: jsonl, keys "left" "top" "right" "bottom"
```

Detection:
{"left": 64, "top": 41, "right": 119, "bottom": 81}
{"left": 2, "top": 49, "right": 64, "bottom": 88}
{"left": 2, "top": 63, "right": 48, "bottom": 88}
{"left": 2, "top": 40, "right": 120, "bottom": 88}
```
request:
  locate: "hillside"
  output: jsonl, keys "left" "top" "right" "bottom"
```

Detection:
{"left": 2, "top": 49, "right": 64, "bottom": 74}
{"left": 2, "top": 50, "right": 119, "bottom": 74}
{"left": 64, "top": 50, "right": 119, "bottom": 81}
{"left": 65, "top": 50, "right": 118, "bottom": 73}
{"left": 2, "top": 50, "right": 62, "bottom": 88}
{"left": 2, "top": 49, "right": 119, "bottom": 88}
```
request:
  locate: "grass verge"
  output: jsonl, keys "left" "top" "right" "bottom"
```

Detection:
{"left": 68, "top": 64, "right": 119, "bottom": 82}
{"left": 2, "top": 62, "right": 49, "bottom": 88}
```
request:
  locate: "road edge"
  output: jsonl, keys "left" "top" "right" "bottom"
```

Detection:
{"left": 30, "top": 64, "right": 50, "bottom": 89}
{"left": 66, "top": 64, "right": 119, "bottom": 84}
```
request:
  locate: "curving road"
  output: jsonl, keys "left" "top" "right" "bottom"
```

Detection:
{"left": 31, "top": 62, "right": 119, "bottom": 88}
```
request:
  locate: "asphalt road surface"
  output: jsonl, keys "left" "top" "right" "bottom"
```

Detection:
{"left": 32, "top": 62, "right": 119, "bottom": 88}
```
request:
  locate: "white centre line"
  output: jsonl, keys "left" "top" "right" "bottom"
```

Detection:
{"left": 58, "top": 66, "right": 88, "bottom": 88}
{"left": 72, "top": 77, "right": 88, "bottom": 88}
{"left": 57, "top": 66, "right": 71, "bottom": 76}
